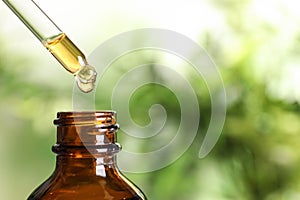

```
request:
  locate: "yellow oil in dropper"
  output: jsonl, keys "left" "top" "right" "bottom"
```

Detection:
{"left": 44, "top": 33, "right": 97, "bottom": 93}
{"left": 3, "top": 0, "right": 97, "bottom": 93}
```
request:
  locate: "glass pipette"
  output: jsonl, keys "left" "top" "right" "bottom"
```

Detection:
{"left": 2, "top": 0, "right": 97, "bottom": 93}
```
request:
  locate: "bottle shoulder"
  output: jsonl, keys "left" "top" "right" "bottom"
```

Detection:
{"left": 27, "top": 167, "right": 146, "bottom": 200}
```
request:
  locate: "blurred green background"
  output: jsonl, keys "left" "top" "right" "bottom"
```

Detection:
{"left": 1, "top": 0, "right": 300, "bottom": 199}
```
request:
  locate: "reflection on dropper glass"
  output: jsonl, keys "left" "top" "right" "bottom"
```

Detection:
{"left": 44, "top": 33, "right": 97, "bottom": 93}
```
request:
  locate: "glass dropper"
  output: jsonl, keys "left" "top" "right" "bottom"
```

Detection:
{"left": 2, "top": 0, "right": 97, "bottom": 93}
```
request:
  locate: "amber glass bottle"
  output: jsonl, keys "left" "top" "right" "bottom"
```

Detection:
{"left": 27, "top": 111, "right": 146, "bottom": 200}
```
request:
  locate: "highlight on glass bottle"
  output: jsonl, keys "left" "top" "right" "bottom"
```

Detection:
{"left": 2, "top": 0, "right": 97, "bottom": 93}
{"left": 27, "top": 111, "right": 146, "bottom": 200}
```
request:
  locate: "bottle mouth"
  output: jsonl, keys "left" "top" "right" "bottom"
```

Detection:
{"left": 54, "top": 110, "right": 119, "bottom": 138}
{"left": 53, "top": 111, "right": 121, "bottom": 157}
{"left": 54, "top": 111, "right": 117, "bottom": 126}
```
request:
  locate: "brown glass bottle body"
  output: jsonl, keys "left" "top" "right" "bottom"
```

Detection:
{"left": 27, "top": 111, "right": 146, "bottom": 200}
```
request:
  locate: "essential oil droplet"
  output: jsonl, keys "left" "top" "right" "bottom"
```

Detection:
{"left": 75, "top": 64, "right": 97, "bottom": 93}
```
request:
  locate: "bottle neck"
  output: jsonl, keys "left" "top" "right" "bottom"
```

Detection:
{"left": 54, "top": 155, "right": 118, "bottom": 177}
{"left": 52, "top": 111, "right": 121, "bottom": 175}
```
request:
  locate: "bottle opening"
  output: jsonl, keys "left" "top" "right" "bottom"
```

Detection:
{"left": 53, "top": 111, "right": 120, "bottom": 157}
{"left": 54, "top": 111, "right": 116, "bottom": 126}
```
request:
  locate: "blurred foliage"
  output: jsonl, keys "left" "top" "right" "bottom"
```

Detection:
{"left": 1, "top": 0, "right": 300, "bottom": 200}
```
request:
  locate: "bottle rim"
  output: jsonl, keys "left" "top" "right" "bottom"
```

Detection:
{"left": 54, "top": 111, "right": 117, "bottom": 126}
{"left": 53, "top": 110, "right": 120, "bottom": 157}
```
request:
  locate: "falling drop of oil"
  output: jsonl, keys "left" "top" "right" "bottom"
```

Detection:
{"left": 75, "top": 64, "right": 97, "bottom": 93}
